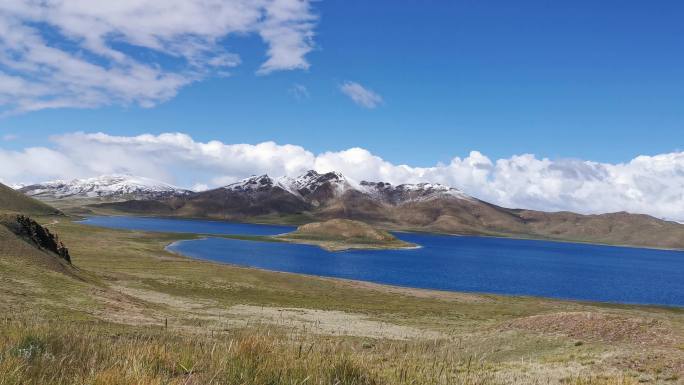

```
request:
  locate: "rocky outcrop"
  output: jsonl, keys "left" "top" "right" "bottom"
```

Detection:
{"left": 7, "top": 215, "right": 71, "bottom": 263}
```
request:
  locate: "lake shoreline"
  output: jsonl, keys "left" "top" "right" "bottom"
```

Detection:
{"left": 82, "top": 215, "right": 684, "bottom": 308}
{"left": 79, "top": 211, "right": 684, "bottom": 251}
{"left": 164, "top": 237, "right": 684, "bottom": 310}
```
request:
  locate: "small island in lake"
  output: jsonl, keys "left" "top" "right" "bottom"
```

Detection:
{"left": 276, "top": 219, "right": 417, "bottom": 251}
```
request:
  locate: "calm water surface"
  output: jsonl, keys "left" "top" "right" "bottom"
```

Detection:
{"left": 81, "top": 216, "right": 294, "bottom": 236}
{"left": 82, "top": 216, "right": 684, "bottom": 307}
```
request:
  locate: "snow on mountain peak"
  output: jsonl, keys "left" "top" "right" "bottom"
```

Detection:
{"left": 223, "top": 170, "right": 354, "bottom": 202}
{"left": 20, "top": 170, "right": 474, "bottom": 205}
{"left": 221, "top": 170, "right": 473, "bottom": 205}
{"left": 359, "top": 180, "right": 474, "bottom": 204}
{"left": 20, "top": 174, "right": 189, "bottom": 199}
{"left": 288, "top": 170, "right": 351, "bottom": 196}
{"left": 223, "top": 170, "right": 475, "bottom": 207}
{"left": 223, "top": 174, "right": 276, "bottom": 192}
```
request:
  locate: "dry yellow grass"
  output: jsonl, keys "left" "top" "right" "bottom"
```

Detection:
{"left": 0, "top": 318, "right": 652, "bottom": 385}
{"left": 0, "top": 215, "right": 682, "bottom": 384}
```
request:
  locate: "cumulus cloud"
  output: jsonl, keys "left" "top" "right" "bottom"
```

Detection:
{"left": 0, "top": 0, "right": 317, "bottom": 114}
{"left": 339, "top": 81, "right": 383, "bottom": 108}
{"left": 1, "top": 132, "right": 684, "bottom": 221}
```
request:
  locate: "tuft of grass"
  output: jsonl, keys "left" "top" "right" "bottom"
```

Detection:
{"left": 328, "top": 356, "right": 379, "bottom": 385}
{"left": 9, "top": 335, "right": 46, "bottom": 361}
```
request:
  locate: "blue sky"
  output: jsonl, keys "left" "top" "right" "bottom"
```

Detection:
{"left": 1, "top": 0, "right": 683, "bottom": 166}
{"left": 1, "top": 0, "right": 684, "bottom": 220}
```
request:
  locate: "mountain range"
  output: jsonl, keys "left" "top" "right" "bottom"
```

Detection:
{"left": 19, "top": 175, "right": 191, "bottom": 201}
{"left": 13, "top": 171, "right": 684, "bottom": 249}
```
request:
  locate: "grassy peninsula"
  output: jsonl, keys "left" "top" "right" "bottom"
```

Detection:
{"left": 275, "top": 218, "right": 417, "bottom": 251}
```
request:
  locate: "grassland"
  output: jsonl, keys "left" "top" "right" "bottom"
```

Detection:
{"left": 0, "top": 214, "right": 682, "bottom": 384}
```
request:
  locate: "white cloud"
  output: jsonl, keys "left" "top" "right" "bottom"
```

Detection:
{"left": 289, "top": 83, "right": 310, "bottom": 100}
{"left": 191, "top": 183, "right": 210, "bottom": 192}
{"left": 0, "top": 0, "right": 317, "bottom": 114}
{"left": 2, "top": 132, "right": 684, "bottom": 221}
{"left": 339, "top": 81, "right": 383, "bottom": 109}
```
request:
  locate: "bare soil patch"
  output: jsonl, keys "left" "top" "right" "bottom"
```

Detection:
{"left": 225, "top": 304, "right": 445, "bottom": 340}
{"left": 325, "top": 275, "right": 494, "bottom": 303}
{"left": 501, "top": 311, "right": 677, "bottom": 346}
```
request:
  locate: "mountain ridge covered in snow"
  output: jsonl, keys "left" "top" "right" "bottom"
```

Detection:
{"left": 221, "top": 170, "right": 474, "bottom": 206}
{"left": 19, "top": 175, "right": 191, "bottom": 200}
{"left": 44, "top": 171, "right": 684, "bottom": 251}
{"left": 17, "top": 170, "right": 475, "bottom": 206}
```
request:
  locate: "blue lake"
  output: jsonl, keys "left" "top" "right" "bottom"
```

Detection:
{"left": 82, "top": 216, "right": 684, "bottom": 307}
{"left": 80, "top": 216, "right": 294, "bottom": 236}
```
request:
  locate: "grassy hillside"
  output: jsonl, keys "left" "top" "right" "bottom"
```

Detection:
{"left": 0, "top": 182, "right": 61, "bottom": 215}
{"left": 0, "top": 217, "right": 682, "bottom": 384}
{"left": 0, "top": 214, "right": 74, "bottom": 277}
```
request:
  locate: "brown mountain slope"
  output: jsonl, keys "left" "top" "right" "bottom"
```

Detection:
{"left": 91, "top": 184, "right": 312, "bottom": 221}
{"left": 92, "top": 190, "right": 684, "bottom": 249}
{"left": 313, "top": 191, "right": 684, "bottom": 248}
{"left": 512, "top": 210, "right": 684, "bottom": 249}
{"left": 178, "top": 186, "right": 311, "bottom": 219}
{"left": 318, "top": 191, "right": 526, "bottom": 234}
{"left": 0, "top": 182, "right": 61, "bottom": 215}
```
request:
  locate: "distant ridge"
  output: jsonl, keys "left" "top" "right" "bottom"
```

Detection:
{"left": 17, "top": 170, "right": 684, "bottom": 250}
{"left": 220, "top": 170, "right": 474, "bottom": 207}
{"left": 19, "top": 174, "right": 191, "bottom": 201}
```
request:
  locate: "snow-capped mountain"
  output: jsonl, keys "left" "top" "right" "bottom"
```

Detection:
{"left": 286, "top": 170, "right": 352, "bottom": 197}
{"left": 359, "top": 181, "right": 474, "bottom": 204}
{"left": 223, "top": 174, "right": 282, "bottom": 194}
{"left": 20, "top": 175, "right": 191, "bottom": 200}
{"left": 223, "top": 171, "right": 346, "bottom": 205}
{"left": 224, "top": 171, "right": 352, "bottom": 196}
{"left": 19, "top": 170, "right": 475, "bottom": 206}
{"left": 221, "top": 170, "right": 472, "bottom": 206}
{"left": 84, "top": 171, "right": 684, "bottom": 251}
